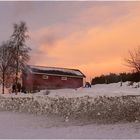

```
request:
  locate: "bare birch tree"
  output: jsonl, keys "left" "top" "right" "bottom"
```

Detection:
{"left": 10, "top": 21, "right": 31, "bottom": 93}
{"left": 0, "top": 42, "right": 15, "bottom": 94}
{"left": 125, "top": 46, "right": 140, "bottom": 73}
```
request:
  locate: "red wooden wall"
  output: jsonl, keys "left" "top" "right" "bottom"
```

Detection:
{"left": 22, "top": 73, "right": 84, "bottom": 92}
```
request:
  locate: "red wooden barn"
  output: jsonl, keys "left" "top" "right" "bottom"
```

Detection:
{"left": 22, "top": 65, "right": 86, "bottom": 92}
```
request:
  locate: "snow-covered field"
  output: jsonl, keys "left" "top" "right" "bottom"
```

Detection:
{"left": 0, "top": 111, "right": 140, "bottom": 139}
{"left": 0, "top": 82, "right": 140, "bottom": 139}
{"left": 1, "top": 81, "right": 140, "bottom": 98}
{"left": 46, "top": 82, "right": 140, "bottom": 98}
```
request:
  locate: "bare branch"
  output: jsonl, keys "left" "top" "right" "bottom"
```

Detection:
{"left": 125, "top": 46, "right": 140, "bottom": 73}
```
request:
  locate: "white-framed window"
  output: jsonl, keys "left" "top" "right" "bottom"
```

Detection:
{"left": 61, "top": 77, "right": 67, "bottom": 80}
{"left": 42, "top": 75, "right": 49, "bottom": 79}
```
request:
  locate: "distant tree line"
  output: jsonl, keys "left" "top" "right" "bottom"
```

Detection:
{"left": 91, "top": 72, "right": 140, "bottom": 85}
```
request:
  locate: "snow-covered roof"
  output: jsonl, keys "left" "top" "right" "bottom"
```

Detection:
{"left": 26, "top": 65, "right": 86, "bottom": 78}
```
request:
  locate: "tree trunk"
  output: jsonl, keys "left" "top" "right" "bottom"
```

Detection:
{"left": 15, "top": 60, "right": 18, "bottom": 95}
{"left": 2, "top": 71, "right": 5, "bottom": 94}
{"left": 15, "top": 44, "right": 20, "bottom": 95}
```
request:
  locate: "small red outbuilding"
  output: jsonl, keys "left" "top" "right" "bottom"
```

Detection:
{"left": 22, "top": 65, "right": 86, "bottom": 92}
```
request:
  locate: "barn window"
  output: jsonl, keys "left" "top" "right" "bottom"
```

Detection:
{"left": 61, "top": 77, "right": 67, "bottom": 80}
{"left": 42, "top": 75, "right": 49, "bottom": 79}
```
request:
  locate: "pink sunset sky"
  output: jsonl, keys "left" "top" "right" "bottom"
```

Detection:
{"left": 0, "top": 1, "right": 140, "bottom": 80}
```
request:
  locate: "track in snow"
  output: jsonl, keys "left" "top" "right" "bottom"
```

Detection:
{"left": 0, "top": 111, "right": 140, "bottom": 139}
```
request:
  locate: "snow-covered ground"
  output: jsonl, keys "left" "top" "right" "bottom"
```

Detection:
{"left": 46, "top": 82, "right": 140, "bottom": 98}
{"left": 1, "top": 82, "right": 140, "bottom": 98}
{"left": 0, "top": 82, "right": 140, "bottom": 139}
{"left": 0, "top": 111, "right": 140, "bottom": 139}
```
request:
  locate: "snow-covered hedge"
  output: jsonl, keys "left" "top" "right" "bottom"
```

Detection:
{"left": 0, "top": 94, "right": 140, "bottom": 123}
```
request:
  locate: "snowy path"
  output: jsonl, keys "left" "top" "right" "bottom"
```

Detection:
{"left": 0, "top": 112, "right": 140, "bottom": 139}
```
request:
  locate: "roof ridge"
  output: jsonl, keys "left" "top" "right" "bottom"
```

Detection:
{"left": 28, "top": 64, "right": 80, "bottom": 71}
{"left": 27, "top": 65, "right": 86, "bottom": 78}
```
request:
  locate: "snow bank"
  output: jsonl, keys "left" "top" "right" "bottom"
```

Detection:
{"left": 0, "top": 82, "right": 140, "bottom": 123}
{"left": 0, "top": 94, "right": 140, "bottom": 123}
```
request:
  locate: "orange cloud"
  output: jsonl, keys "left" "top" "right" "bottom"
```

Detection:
{"left": 29, "top": 2, "right": 140, "bottom": 81}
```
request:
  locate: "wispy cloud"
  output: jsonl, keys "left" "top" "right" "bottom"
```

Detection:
{"left": 26, "top": 2, "right": 140, "bottom": 79}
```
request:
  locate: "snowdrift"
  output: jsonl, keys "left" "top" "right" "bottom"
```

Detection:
{"left": 0, "top": 94, "right": 140, "bottom": 123}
